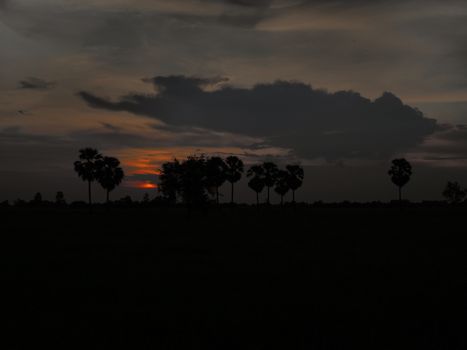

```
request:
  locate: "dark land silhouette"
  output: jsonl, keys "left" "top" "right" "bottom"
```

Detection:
{"left": 3, "top": 153, "right": 467, "bottom": 349}
{"left": 3, "top": 203, "right": 467, "bottom": 349}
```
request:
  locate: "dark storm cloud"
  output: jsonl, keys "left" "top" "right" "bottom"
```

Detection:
{"left": 19, "top": 77, "right": 56, "bottom": 90}
{"left": 79, "top": 76, "right": 438, "bottom": 160}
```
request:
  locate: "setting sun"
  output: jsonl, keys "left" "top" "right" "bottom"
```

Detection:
{"left": 124, "top": 180, "right": 158, "bottom": 190}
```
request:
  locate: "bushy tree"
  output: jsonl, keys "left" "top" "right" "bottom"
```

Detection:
{"left": 443, "top": 181, "right": 466, "bottom": 204}
{"left": 179, "top": 155, "right": 208, "bottom": 206}
{"left": 33, "top": 192, "right": 42, "bottom": 204}
{"left": 55, "top": 191, "right": 66, "bottom": 205}
{"left": 158, "top": 159, "right": 182, "bottom": 204}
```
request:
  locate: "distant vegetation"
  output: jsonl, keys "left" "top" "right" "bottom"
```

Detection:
{"left": 158, "top": 155, "right": 303, "bottom": 207}
{"left": 1, "top": 152, "right": 466, "bottom": 209}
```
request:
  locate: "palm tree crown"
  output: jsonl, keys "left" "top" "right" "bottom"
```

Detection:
{"left": 97, "top": 156, "right": 125, "bottom": 203}
{"left": 274, "top": 170, "right": 290, "bottom": 205}
{"left": 286, "top": 164, "right": 304, "bottom": 203}
{"left": 247, "top": 165, "right": 265, "bottom": 206}
{"left": 74, "top": 148, "right": 102, "bottom": 207}
{"left": 74, "top": 148, "right": 102, "bottom": 182}
{"left": 206, "top": 156, "right": 227, "bottom": 204}
{"left": 225, "top": 156, "right": 244, "bottom": 204}
{"left": 388, "top": 158, "right": 412, "bottom": 201}
{"left": 262, "top": 162, "right": 279, "bottom": 204}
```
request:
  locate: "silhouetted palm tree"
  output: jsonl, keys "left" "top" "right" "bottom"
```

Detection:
{"left": 286, "top": 165, "right": 304, "bottom": 203}
{"left": 74, "top": 148, "right": 102, "bottom": 207}
{"left": 443, "top": 181, "right": 465, "bottom": 204}
{"left": 274, "top": 170, "right": 290, "bottom": 206}
{"left": 388, "top": 158, "right": 412, "bottom": 202}
{"left": 247, "top": 165, "right": 265, "bottom": 206}
{"left": 159, "top": 159, "right": 182, "bottom": 204}
{"left": 263, "top": 162, "right": 279, "bottom": 204}
{"left": 206, "top": 156, "right": 227, "bottom": 204}
{"left": 225, "top": 156, "right": 244, "bottom": 204}
{"left": 97, "top": 156, "right": 125, "bottom": 204}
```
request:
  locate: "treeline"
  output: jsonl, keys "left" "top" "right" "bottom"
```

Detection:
{"left": 1, "top": 149, "right": 466, "bottom": 208}
{"left": 158, "top": 155, "right": 304, "bottom": 206}
{"left": 71, "top": 149, "right": 305, "bottom": 207}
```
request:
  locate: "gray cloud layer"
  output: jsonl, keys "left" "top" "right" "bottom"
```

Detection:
{"left": 2, "top": 0, "right": 467, "bottom": 101}
{"left": 18, "top": 77, "right": 55, "bottom": 90}
{"left": 2, "top": 0, "right": 467, "bottom": 202}
{"left": 80, "top": 76, "right": 438, "bottom": 160}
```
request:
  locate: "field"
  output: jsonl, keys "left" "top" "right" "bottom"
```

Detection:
{"left": 3, "top": 205, "right": 467, "bottom": 349}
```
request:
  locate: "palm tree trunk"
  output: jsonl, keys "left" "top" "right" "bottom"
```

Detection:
{"left": 88, "top": 180, "right": 92, "bottom": 206}
{"left": 399, "top": 186, "right": 402, "bottom": 202}
{"left": 256, "top": 192, "right": 259, "bottom": 207}
{"left": 106, "top": 190, "right": 110, "bottom": 205}
{"left": 292, "top": 190, "right": 295, "bottom": 203}
{"left": 281, "top": 195, "right": 284, "bottom": 206}
{"left": 231, "top": 182, "right": 234, "bottom": 204}
{"left": 216, "top": 187, "right": 219, "bottom": 205}
{"left": 267, "top": 187, "right": 270, "bottom": 204}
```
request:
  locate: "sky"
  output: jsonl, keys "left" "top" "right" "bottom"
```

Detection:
{"left": 1, "top": 0, "right": 467, "bottom": 203}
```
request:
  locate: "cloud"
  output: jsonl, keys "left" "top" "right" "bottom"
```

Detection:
{"left": 406, "top": 124, "right": 467, "bottom": 167}
{"left": 19, "top": 77, "right": 56, "bottom": 90}
{"left": 79, "top": 75, "right": 438, "bottom": 160}
{"left": 2, "top": 0, "right": 467, "bottom": 103}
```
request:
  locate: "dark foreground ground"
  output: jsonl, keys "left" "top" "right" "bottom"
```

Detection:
{"left": 3, "top": 205, "right": 467, "bottom": 349}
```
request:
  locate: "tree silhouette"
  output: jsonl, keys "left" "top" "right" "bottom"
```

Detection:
{"left": 97, "top": 156, "right": 125, "bottom": 204}
{"left": 206, "top": 156, "right": 227, "bottom": 204}
{"left": 388, "top": 158, "right": 412, "bottom": 202}
{"left": 33, "top": 192, "right": 42, "bottom": 204}
{"left": 74, "top": 148, "right": 102, "bottom": 208}
{"left": 225, "top": 156, "right": 244, "bottom": 204}
{"left": 286, "top": 165, "right": 304, "bottom": 203}
{"left": 274, "top": 170, "right": 290, "bottom": 206}
{"left": 179, "top": 155, "right": 208, "bottom": 206}
{"left": 263, "top": 162, "right": 279, "bottom": 204}
{"left": 442, "top": 181, "right": 466, "bottom": 204}
{"left": 247, "top": 165, "right": 265, "bottom": 206}
{"left": 158, "top": 159, "right": 182, "bottom": 204}
{"left": 55, "top": 191, "right": 66, "bottom": 205}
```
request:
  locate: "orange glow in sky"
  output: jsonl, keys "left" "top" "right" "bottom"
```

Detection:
{"left": 124, "top": 180, "right": 158, "bottom": 189}
{"left": 139, "top": 181, "right": 157, "bottom": 189}
{"left": 115, "top": 147, "right": 248, "bottom": 177}
{"left": 115, "top": 146, "right": 261, "bottom": 190}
